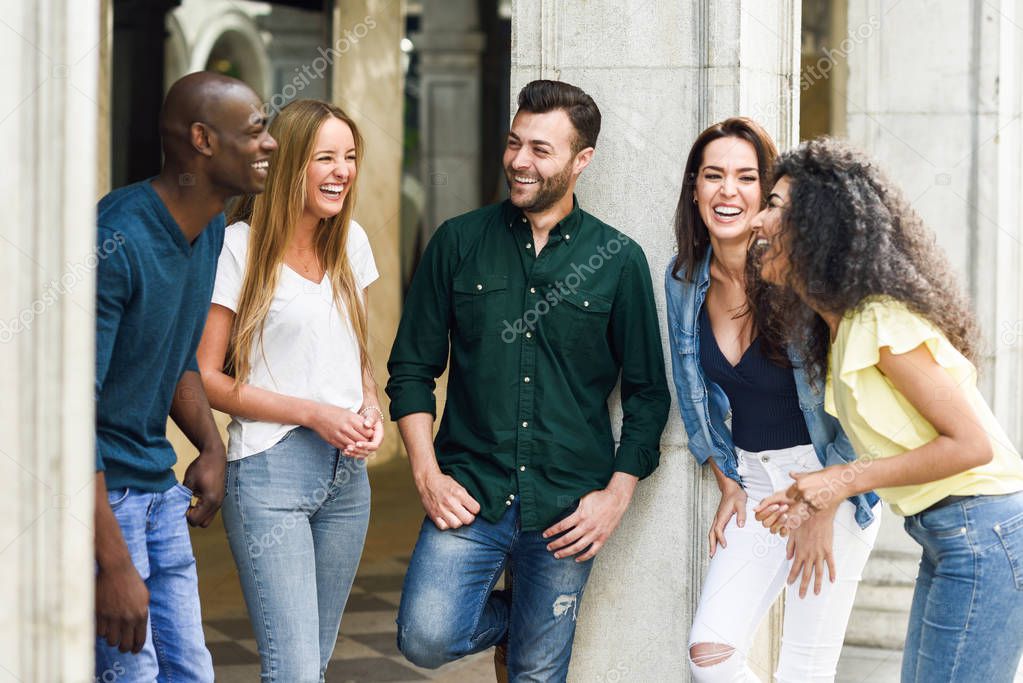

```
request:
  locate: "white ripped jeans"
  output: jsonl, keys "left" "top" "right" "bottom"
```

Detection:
{"left": 688, "top": 443, "right": 880, "bottom": 683}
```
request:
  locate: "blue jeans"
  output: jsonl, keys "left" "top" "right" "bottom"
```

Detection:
{"left": 396, "top": 500, "right": 593, "bottom": 682}
{"left": 94, "top": 484, "right": 214, "bottom": 682}
{"left": 221, "top": 427, "right": 371, "bottom": 683}
{"left": 902, "top": 492, "right": 1023, "bottom": 682}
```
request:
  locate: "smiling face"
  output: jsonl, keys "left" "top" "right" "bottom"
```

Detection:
{"left": 301, "top": 116, "right": 357, "bottom": 223}
{"left": 206, "top": 90, "right": 278, "bottom": 196}
{"left": 751, "top": 175, "right": 792, "bottom": 286}
{"left": 503, "top": 109, "right": 591, "bottom": 213}
{"left": 694, "top": 136, "right": 763, "bottom": 244}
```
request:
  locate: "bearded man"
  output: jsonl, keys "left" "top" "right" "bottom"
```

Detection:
{"left": 386, "top": 79, "right": 669, "bottom": 682}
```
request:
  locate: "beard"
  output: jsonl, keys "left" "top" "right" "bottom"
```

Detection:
{"left": 505, "top": 159, "right": 573, "bottom": 213}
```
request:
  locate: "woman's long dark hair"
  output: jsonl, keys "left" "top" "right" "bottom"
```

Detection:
{"left": 671, "top": 117, "right": 778, "bottom": 281}
{"left": 766, "top": 137, "right": 980, "bottom": 383}
{"left": 671, "top": 117, "right": 790, "bottom": 365}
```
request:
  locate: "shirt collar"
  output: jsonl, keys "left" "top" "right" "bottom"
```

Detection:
{"left": 502, "top": 195, "right": 583, "bottom": 241}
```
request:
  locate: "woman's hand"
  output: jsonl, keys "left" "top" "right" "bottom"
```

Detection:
{"left": 785, "top": 465, "right": 854, "bottom": 513}
{"left": 306, "top": 403, "right": 374, "bottom": 450}
{"left": 709, "top": 479, "right": 748, "bottom": 557}
{"left": 754, "top": 490, "right": 797, "bottom": 534}
{"left": 342, "top": 406, "right": 385, "bottom": 459}
{"left": 785, "top": 503, "right": 837, "bottom": 598}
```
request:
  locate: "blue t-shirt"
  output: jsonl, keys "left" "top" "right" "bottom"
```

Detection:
{"left": 95, "top": 179, "right": 225, "bottom": 491}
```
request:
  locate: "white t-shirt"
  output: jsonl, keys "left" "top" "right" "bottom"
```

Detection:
{"left": 211, "top": 220, "right": 378, "bottom": 461}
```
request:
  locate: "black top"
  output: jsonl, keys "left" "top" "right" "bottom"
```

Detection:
{"left": 699, "top": 303, "right": 811, "bottom": 452}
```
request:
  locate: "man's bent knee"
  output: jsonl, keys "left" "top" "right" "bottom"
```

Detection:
{"left": 397, "top": 623, "right": 459, "bottom": 670}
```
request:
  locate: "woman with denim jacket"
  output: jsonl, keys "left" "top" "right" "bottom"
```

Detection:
{"left": 664, "top": 118, "right": 880, "bottom": 682}
{"left": 752, "top": 138, "right": 1023, "bottom": 682}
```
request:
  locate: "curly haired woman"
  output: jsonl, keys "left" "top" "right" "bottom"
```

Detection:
{"left": 752, "top": 137, "right": 1023, "bottom": 682}
{"left": 666, "top": 118, "right": 880, "bottom": 682}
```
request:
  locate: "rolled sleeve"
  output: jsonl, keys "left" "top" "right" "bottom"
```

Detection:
{"left": 386, "top": 223, "right": 456, "bottom": 421}
{"left": 610, "top": 246, "right": 671, "bottom": 479}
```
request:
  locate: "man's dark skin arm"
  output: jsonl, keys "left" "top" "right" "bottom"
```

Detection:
{"left": 95, "top": 473, "right": 150, "bottom": 654}
{"left": 170, "top": 369, "right": 227, "bottom": 527}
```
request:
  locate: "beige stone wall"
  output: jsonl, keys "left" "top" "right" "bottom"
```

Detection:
{"left": 332, "top": 0, "right": 406, "bottom": 466}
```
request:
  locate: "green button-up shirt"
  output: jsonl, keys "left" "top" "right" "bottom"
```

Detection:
{"left": 386, "top": 198, "right": 670, "bottom": 531}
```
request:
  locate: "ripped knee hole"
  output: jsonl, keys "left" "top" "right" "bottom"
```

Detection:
{"left": 689, "top": 643, "right": 735, "bottom": 667}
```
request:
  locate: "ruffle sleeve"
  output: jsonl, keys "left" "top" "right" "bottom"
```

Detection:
{"left": 834, "top": 298, "right": 976, "bottom": 450}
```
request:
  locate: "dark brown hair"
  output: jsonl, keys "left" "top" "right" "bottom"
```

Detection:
{"left": 669, "top": 117, "right": 791, "bottom": 366}
{"left": 766, "top": 137, "right": 980, "bottom": 382}
{"left": 516, "top": 79, "right": 601, "bottom": 153}
{"left": 670, "top": 117, "right": 778, "bottom": 282}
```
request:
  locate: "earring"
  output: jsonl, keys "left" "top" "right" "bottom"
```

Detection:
{"left": 693, "top": 197, "right": 698, "bottom": 204}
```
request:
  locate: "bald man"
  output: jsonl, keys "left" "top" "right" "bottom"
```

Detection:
{"left": 93, "top": 72, "right": 277, "bottom": 680}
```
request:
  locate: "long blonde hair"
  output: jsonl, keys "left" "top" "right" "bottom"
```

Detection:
{"left": 226, "top": 99, "right": 369, "bottom": 386}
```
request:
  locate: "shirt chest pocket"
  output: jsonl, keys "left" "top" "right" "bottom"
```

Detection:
{"left": 452, "top": 274, "right": 509, "bottom": 342}
{"left": 544, "top": 289, "right": 612, "bottom": 356}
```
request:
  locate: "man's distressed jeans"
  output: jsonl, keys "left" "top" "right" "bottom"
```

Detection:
{"left": 396, "top": 500, "right": 593, "bottom": 683}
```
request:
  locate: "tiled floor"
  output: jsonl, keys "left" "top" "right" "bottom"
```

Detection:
{"left": 205, "top": 555, "right": 492, "bottom": 682}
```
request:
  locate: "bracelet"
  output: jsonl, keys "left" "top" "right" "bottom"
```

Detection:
{"left": 359, "top": 405, "right": 385, "bottom": 424}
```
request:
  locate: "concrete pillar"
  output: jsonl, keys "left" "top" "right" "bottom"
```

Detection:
{"left": 0, "top": 0, "right": 100, "bottom": 677}
{"left": 842, "top": 0, "right": 1023, "bottom": 654}
{"left": 413, "top": 0, "right": 486, "bottom": 236}
{"left": 511, "top": 2, "right": 800, "bottom": 680}
{"left": 333, "top": 0, "right": 406, "bottom": 464}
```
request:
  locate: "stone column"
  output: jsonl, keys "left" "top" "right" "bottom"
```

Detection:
{"left": 0, "top": 0, "right": 100, "bottom": 678}
{"left": 413, "top": 0, "right": 486, "bottom": 237}
{"left": 511, "top": 2, "right": 800, "bottom": 680}
{"left": 842, "top": 0, "right": 1023, "bottom": 654}
{"left": 333, "top": 0, "right": 406, "bottom": 464}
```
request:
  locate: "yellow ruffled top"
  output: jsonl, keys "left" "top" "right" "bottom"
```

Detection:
{"left": 826, "top": 297, "right": 1023, "bottom": 516}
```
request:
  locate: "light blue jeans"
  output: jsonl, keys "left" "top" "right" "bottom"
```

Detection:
{"left": 396, "top": 500, "right": 594, "bottom": 682}
{"left": 94, "top": 484, "right": 214, "bottom": 682}
{"left": 222, "top": 427, "right": 371, "bottom": 683}
{"left": 902, "top": 491, "right": 1023, "bottom": 682}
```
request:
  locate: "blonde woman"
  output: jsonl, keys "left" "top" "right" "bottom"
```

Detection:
{"left": 197, "top": 99, "right": 382, "bottom": 682}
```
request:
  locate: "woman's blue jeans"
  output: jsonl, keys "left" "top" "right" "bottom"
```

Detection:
{"left": 221, "top": 427, "right": 371, "bottom": 683}
{"left": 396, "top": 500, "right": 594, "bottom": 682}
{"left": 902, "top": 491, "right": 1023, "bottom": 682}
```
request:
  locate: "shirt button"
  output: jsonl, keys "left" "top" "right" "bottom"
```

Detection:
{"left": 530, "top": 287, "right": 537, "bottom": 294}
{"left": 476, "top": 283, "right": 483, "bottom": 291}
{"left": 761, "top": 455, "right": 769, "bottom": 463}
{"left": 523, "top": 376, "right": 530, "bottom": 383}
{"left": 520, "top": 465, "right": 526, "bottom": 471}
{"left": 583, "top": 300, "right": 590, "bottom": 307}
{"left": 509, "top": 494, "right": 516, "bottom": 500}
{"left": 506, "top": 500, "right": 512, "bottom": 506}
{"left": 564, "top": 234, "right": 571, "bottom": 240}
{"left": 521, "top": 421, "right": 528, "bottom": 428}
{"left": 525, "top": 332, "right": 532, "bottom": 339}
{"left": 521, "top": 217, "right": 527, "bottom": 223}
{"left": 526, "top": 243, "right": 532, "bottom": 249}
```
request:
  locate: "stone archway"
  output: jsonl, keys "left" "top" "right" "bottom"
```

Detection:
{"left": 188, "top": 10, "right": 270, "bottom": 98}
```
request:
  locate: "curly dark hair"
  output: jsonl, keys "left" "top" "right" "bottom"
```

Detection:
{"left": 765, "top": 137, "right": 980, "bottom": 382}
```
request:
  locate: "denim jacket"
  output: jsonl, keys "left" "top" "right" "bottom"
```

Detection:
{"left": 664, "top": 250, "right": 878, "bottom": 528}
